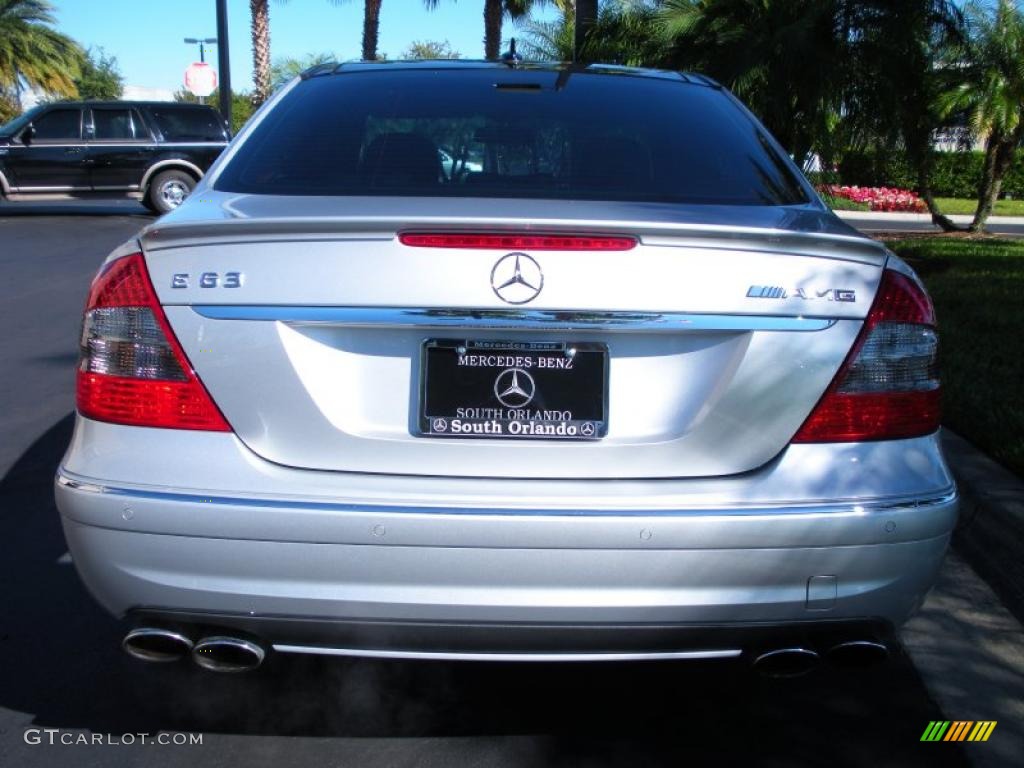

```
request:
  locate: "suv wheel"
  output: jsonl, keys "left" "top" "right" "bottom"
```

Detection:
{"left": 148, "top": 170, "right": 195, "bottom": 214}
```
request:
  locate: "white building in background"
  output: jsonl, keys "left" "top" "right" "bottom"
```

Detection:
{"left": 122, "top": 85, "right": 175, "bottom": 101}
{"left": 16, "top": 84, "right": 174, "bottom": 110}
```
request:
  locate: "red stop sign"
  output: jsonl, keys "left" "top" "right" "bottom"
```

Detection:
{"left": 184, "top": 62, "right": 217, "bottom": 97}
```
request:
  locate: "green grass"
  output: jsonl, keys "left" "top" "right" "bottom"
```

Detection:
{"left": 885, "top": 237, "right": 1024, "bottom": 476}
{"left": 933, "top": 197, "right": 1024, "bottom": 216}
{"left": 827, "top": 196, "right": 1024, "bottom": 216}
{"left": 825, "top": 196, "right": 871, "bottom": 212}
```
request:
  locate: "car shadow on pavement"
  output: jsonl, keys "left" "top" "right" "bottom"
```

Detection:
{"left": 0, "top": 415, "right": 969, "bottom": 766}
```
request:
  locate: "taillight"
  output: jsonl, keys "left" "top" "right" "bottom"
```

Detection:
{"left": 76, "top": 252, "right": 230, "bottom": 431}
{"left": 792, "top": 269, "right": 939, "bottom": 442}
{"left": 399, "top": 233, "right": 637, "bottom": 250}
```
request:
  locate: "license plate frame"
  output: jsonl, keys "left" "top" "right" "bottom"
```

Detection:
{"left": 417, "top": 339, "right": 608, "bottom": 440}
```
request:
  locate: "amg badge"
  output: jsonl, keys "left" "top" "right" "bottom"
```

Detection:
{"left": 747, "top": 285, "right": 856, "bottom": 302}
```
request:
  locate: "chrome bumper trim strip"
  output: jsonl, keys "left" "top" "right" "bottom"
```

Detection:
{"left": 56, "top": 469, "right": 957, "bottom": 519}
{"left": 271, "top": 645, "right": 742, "bottom": 662}
{"left": 189, "top": 305, "right": 837, "bottom": 332}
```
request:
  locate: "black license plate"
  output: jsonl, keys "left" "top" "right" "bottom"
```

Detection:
{"left": 418, "top": 340, "right": 608, "bottom": 440}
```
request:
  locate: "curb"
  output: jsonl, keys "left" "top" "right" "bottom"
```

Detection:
{"left": 835, "top": 210, "right": 1024, "bottom": 225}
{"left": 942, "top": 429, "right": 1024, "bottom": 624}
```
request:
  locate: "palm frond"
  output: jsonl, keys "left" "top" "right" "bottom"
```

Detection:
{"left": 0, "top": 0, "right": 84, "bottom": 99}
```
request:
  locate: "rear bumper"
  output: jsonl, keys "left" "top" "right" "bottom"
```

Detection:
{"left": 55, "top": 418, "right": 958, "bottom": 659}
{"left": 56, "top": 471, "right": 955, "bottom": 658}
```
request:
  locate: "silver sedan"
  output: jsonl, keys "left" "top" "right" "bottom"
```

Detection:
{"left": 56, "top": 61, "right": 956, "bottom": 676}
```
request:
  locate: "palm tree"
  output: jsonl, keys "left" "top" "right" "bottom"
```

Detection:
{"left": 659, "top": 0, "right": 849, "bottom": 167}
{"left": 658, "top": 1, "right": 973, "bottom": 226}
{"left": 362, "top": 0, "right": 383, "bottom": 60}
{"left": 269, "top": 52, "right": 337, "bottom": 91}
{"left": 519, "top": 1, "right": 661, "bottom": 64}
{"left": 484, "top": 1, "right": 539, "bottom": 60}
{"left": 518, "top": 9, "right": 574, "bottom": 60}
{"left": 938, "top": 0, "right": 1024, "bottom": 231}
{"left": 325, "top": 2, "right": 446, "bottom": 62}
{"left": 574, "top": 0, "right": 597, "bottom": 60}
{"left": 0, "top": 0, "right": 83, "bottom": 112}
{"left": 842, "top": 0, "right": 965, "bottom": 232}
{"left": 250, "top": 0, "right": 272, "bottom": 105}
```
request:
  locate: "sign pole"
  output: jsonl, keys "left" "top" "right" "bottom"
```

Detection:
{"left": 215, "top": 0, "right": 232, "bottom": 130}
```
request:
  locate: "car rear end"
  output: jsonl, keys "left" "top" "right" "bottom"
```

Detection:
{"left": 55, "top": 63, "right": 957, "bottom": 673}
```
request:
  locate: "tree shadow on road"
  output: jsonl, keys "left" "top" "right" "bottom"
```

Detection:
{"left": 0, "top": 415, "right": 969, "bottom": 766}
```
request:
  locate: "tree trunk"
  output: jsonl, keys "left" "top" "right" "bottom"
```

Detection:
{"left": 574, "top": 0, "right": 598, "bottom": 62}
{"left": 362, "top": 0, "right": 382, "bottom": 61}
{"left": 250, "top": 0, "right": 271, "bottom": 107}
{"left": 484, "top": 0, "right": 503, "bottom": 60}
{"left": 970, "top": 127, "right": 1021, "bottom": 232}
{"left": 912, "top": 151, "right": 962, "bottom": 232}
{"left": 900, "top": 84, "right": 963, "bottom": 233}
{"left": 919, "top": 183, "right": 962, "bottom": 233}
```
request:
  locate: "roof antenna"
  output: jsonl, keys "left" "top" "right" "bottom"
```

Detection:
{"left": 502, "top": 38, "right": 522, "bottom": 67}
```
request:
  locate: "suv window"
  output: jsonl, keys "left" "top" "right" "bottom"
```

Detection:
{"left": 92, "top": 108, "right": 143, "bottom": 140}
{"left": 215, "top": 70, "right": 808, "bottom": 206}
{"left": 148, "top": 107, "right": 226, "bottom": 142}
{"left": 30, "top": 108, "right": 82, "bottom": 141}
{"left": 0, "top": 105, "right": 44, "bottom": 136}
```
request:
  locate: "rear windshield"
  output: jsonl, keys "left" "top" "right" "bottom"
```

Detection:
{"left": 215, "top": 68, "right": 808, "bottom": 206}
{"left": 148, "top": 106, "right": 226, "bottom": 142}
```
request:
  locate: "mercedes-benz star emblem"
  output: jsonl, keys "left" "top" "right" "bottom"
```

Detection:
{"left": 490, "top": 252, "right": 544, "bottom": 305}
{"left": 493, "top": 368, "right": 536, "bottom": 408}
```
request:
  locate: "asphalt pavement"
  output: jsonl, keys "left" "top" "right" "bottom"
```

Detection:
{"left": 0, "top": 200, "right": 1016, "bottom": 767}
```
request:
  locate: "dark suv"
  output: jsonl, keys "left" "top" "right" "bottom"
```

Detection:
{"left": 0, "top": 101, "right": 229, "bottom": 214}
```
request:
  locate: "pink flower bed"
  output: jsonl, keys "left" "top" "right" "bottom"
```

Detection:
{"left": 823, "top": 184, "right": 928, "bottom": 213}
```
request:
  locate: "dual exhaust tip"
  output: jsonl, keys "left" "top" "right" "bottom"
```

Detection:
{"left": 752, "top": 639, "right": 890, "bottom": 678}
{"left": 122, "top": 628, "right": 265, "bottom": 673}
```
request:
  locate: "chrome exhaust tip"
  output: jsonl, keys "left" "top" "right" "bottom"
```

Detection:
{"left": 122, "top": 627, "right": 193, "bottom": 663}
{"left": 827, "top": 639, "right": 890, "bottom": 668}
{"left": 192, "top": 636, "right": 265, "bottom": 673}
{"left": 752, "top": 647, "right": 820, "bottom": 678}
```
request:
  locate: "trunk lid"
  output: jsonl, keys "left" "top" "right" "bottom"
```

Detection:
{"left": 143, "top": 194, "right": 884, "bottom": 479}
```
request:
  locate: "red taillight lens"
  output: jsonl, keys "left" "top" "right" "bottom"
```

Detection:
{"left": 792, "top": 269, "right": 940, "bottom": 442}
{"left": 76, "top": 253, "right": 230, "bottom": 431}
{"left": 399, "top": 233, "right": 637, "bottom": 250}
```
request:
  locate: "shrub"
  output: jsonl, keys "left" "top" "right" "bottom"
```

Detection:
{"left": 837, "top": 150, "right": 1024, "bottom": 199}
{"left": 837, "top": 152, "right": 916, "bottom": 191}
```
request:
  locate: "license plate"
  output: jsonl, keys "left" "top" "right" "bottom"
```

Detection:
{"left": 418, "top": 340, "right": 608, "bottom": 440}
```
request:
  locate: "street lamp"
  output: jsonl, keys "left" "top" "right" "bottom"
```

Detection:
{"left": 184, "top": 37, "right": 218, "bottom": 63}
